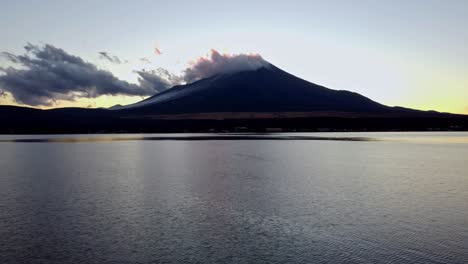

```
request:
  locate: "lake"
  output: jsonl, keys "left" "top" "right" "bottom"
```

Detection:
{"left": 0, "top": 132, "right": 467, "bottom": 263}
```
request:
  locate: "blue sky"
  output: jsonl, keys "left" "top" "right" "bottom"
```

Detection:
{"left": 1, "top": 0, "right": 467, "bottom": 113}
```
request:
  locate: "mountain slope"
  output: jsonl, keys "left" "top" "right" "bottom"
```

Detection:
{"left": 2, "top": 63, "right": 467, "bottom": 133}
{"left": 117, "top": 64, "right": 395, "bottom": 114}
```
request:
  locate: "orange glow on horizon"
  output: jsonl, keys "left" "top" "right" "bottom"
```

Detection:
{"left": 1, "top": 91, "right": 467, "bottom": 115}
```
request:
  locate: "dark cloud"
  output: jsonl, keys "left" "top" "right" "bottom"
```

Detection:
{"left": 0, "top": 52, "right": 20, "bottom": 63}
{"left": 183, "top": 49, "right": 269, "bottom": 83}
{"left": 0, "top": 45, "right": 270, "bottom": 107}
{"left": 140, "top": 57, "right": 152, "bottom": 64}
{"left": 98, "top": 51, "right": 123, "bottom": 64}
{"left": 135, "top": 68, "right": 182, "bottom": 93}
{"left": 0, "top": 44, "right": 171, "bottom": 106}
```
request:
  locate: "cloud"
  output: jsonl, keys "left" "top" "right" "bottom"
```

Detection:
{"left": 0, "top": 52, "right": 20, "bottom": 63}
{"left": 134, "top": 49, "right": 269, "bottom": 91}
{"left": 154, "top": 47, "right": 162, "bottom": 56}
{"left": 98, "top": 51, "right": 124, "bottom": 64}
{"left": 183, "top": 49, "right": 269, "bottom": 83}
{"left": 0, "top": 44, "right": 166, "bottom": 106}
{"left": 135, "top": 68, "right": 182, "bottom": 93}
{"left": 0, "top": 44, "right": 270, "bottom": 107}
{"left": 140, "top": 57, "right": 152, "bottom": 64}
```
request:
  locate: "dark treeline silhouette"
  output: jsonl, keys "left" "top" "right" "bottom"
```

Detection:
{"left": 0, "top": 105, "right": 467, "bottom": 134}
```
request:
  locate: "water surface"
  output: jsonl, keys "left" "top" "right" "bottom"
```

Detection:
{"left": 1, "top": 132, "right": 467, "bottom": 263}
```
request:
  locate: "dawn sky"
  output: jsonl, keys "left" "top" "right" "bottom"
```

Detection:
{"left": 1, "top": 0, "right": 467, "bottom": 114}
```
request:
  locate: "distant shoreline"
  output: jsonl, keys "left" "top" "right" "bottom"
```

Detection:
{"left": 1, "top": 105, "right": 467, "bottom": 134}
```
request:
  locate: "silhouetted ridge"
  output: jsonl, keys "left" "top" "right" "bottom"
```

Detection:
{"left": 119, "top": 63, "right": 390, "bottom": 114}
{"left": 2, "top": 62, "right": 467, "bottom": 134}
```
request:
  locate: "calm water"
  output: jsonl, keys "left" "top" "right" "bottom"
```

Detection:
{"left": 0, "top": 132, "right": 467, "bottom": 264}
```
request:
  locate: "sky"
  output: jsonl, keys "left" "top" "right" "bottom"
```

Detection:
{"left": 0, "top": 0, "right": 467, "bottom": 114}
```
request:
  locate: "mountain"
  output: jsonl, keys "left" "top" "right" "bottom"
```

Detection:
{"left": 115, "top": 64, "right": 395, "bottom": 115}
{"left": 1, "top": 63, "right": 467, "bottom": 133}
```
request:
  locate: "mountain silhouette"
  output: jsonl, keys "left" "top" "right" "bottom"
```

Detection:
{"left": 116, "top": 64, "right": 396, "bottom": 114}
{"left": 1, "top": 63, "right": 467, "bottom": 133}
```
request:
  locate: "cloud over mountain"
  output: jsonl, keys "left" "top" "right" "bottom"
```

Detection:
{"left": 135, "top": 68, "right": 182, "bottom": 93}
{"left": 0, "top": 44, "right": 269, "bottom": 106}
{"left": 183, "top": 49, "right": 269, "bottom": 83}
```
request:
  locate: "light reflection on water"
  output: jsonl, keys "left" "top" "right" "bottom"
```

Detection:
{"left": 0, "top": 132, "right": 467, "bottom": 263}
{"left": 1, "top": 132, "right": 468, "bottom": 144}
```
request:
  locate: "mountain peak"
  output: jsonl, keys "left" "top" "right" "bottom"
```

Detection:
{"left": 116, "top": 63, "right": 393, "bottom": 114}
{"left": 183, "top": 50, "right": 271, "bottom": 83}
